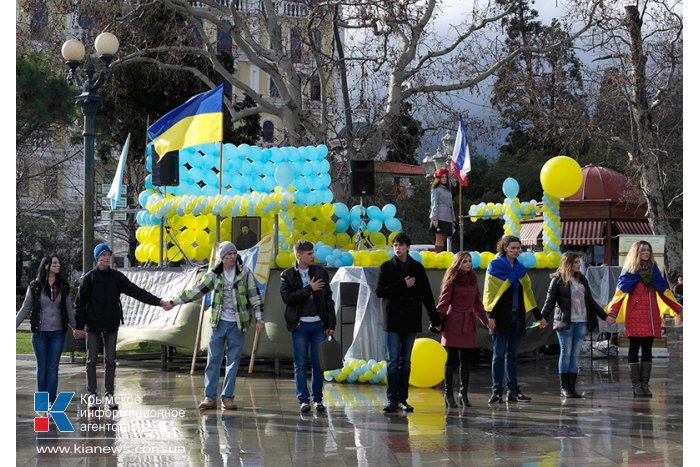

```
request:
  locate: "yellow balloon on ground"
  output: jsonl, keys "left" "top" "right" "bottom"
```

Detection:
{"left": 409, "top": 338, "right": 447, "bottom": 388}
{"left": 540, "top": 156, "right": 583, "bottom": 198}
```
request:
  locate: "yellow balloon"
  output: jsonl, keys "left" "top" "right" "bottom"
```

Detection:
{"left": 196, "top": 215, "right": 209, "bottom": 230}
{"left": 276, "top": 250, "right": 294, "bottom": 268}
{"left": 540, "top": 156, "right": 583, "bottom": 198}
{"left": 167, "top": 246, "right": 183, "bottom": 261}
{"left": 409, "top": 338, "right": 447, "bottom": 388}
{"left": 369, "top": 232, "right": 387, "bottom": 247}
{"left": 547, "top": 252, "right": 562, "bottom": 268}
{"left": 421, "top": 251, "right": 436, "bottom": 269}
{"left": 480, "top": 251, "right": 495, "bottom": 269}
{"left": 148, "top": 243, "right": 161, "bottom": 263}
{"left": 534, "top": 252, "right": 548, "bottom": 268}
{"left": 435, "top": 251, "right": 454, "bottom": 269}
{"left": 180, "top": 229, "right": 196, "bottom": 245}
{"left": 194, "top": 245, "right": 210, "bottom": 261}
{"left": 135, "top": 244, "right": 149, "bottom": 263}
{"left": 388, "top": 231, "right": 400, "bottom": 245}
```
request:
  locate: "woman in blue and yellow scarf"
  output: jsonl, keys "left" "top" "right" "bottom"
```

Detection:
{"left": 605, "top": 240, "right": 682, "bottom": 398}
{"left": 483, "top": 236, "right": 546, "bottom": 404}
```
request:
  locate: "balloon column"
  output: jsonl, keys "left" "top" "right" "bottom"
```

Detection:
{"left": 539, "top": 155, "right": 584, "bottom": 263}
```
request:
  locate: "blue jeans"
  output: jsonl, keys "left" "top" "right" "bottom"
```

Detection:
{"left": 491, "top": 312, "right": 522, "bottom": 394}
{"left": 556, "top": 322, "right": 587, "bottom": 374}
{"left": 205, "top": 320, "right": 245, "bottom": 401}
{"left": 385, "top": 331, "right": 416, "bottom": 404}
{"left": 292, "top": 321, "right": 326, "bottom": 404}
{"left": 32, "top": 330, "right": 66, "bottom": 403}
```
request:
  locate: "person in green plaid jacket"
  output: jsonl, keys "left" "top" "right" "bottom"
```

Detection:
{"left": 169, "top": 242, "right": 264, "bottom": 410}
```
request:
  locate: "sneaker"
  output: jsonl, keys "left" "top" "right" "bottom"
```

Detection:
{"left": 104, "top": 393, "right": 119, "bottom": 410}
{"left": 313, "top": 401, "right": 326, "bottom": 413}
{"left": 221, "top": 399, "right": 238, "bottom": 411}
{"left": 383, "top": 403, "right": 399, "bottom": 413}
{"left": 488, "top": 392, "right": 502, "bottom": 404}
{"left": 507, "top": 390, "right": 532, "bottom": 402}
{"left": 198, "top": 398, "right": 216, "bottom": 410}
{"left": 398, "top": 401, "right": 414, "bottom": 412}
{"left": 300, "top": 401, "right": 311, "bottom": 413}
{"left": 87, "top": 393, "right": 98, "bottom": 410}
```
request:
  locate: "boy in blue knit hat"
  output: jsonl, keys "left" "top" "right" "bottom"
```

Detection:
{"left": 74, "top": 243, "right": 172, "bottom": 411}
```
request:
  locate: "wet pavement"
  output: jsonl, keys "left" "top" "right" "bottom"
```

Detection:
{"left": 16, "top": 332, "right": 683, "bottom": 466}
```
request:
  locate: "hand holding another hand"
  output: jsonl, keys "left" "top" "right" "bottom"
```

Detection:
{"left": 160, "top": 299, "right": 174, "bottom": 311}
{"left": 73, "top": 329, "right": 86, "bottom": 339}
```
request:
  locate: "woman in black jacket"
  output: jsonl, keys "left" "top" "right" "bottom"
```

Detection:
{"left": 541, "top": 252, "right": 608, "bottom": 398}
{"left": 16, "top": 254, "right": 76, "bottom": 405}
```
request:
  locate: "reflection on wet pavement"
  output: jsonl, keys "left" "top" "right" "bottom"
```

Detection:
{"left": 17, "top": 337, "right": 683, "bottom": 466}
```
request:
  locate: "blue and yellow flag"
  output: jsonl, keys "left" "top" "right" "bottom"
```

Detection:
{"left": 147, "top": 84, "right": 224, "bottom": 159}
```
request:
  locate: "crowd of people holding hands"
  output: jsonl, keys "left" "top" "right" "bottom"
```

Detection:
{"left": 17, "top": 232, "right": 681, "bottom": 414}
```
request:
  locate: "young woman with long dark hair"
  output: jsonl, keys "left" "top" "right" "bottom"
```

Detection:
{"left": 436, "top": 251, "right": 488, "bottom": 408}
{"left": 429, "top": 168, "right": 455, "bottom": 253}
{"left": 16, "top": 254, "right": 76, "bottom": 405}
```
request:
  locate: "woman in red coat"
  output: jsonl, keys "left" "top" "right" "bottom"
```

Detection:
{"left": 606, "top": 241, "right": 682, "bottom": 397}
{"left": 436, "top": 251, "right": 488, "bottom": 408}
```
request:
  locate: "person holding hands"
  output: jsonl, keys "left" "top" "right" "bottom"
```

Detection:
{"left": 435, "top": 251, "right": 488, "bottom": 408}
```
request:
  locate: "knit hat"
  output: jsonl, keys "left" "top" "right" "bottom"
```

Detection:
{"left": 218, "top": 241, "right": 238, "bottom": 259}
{"left": 93, "top": 243, "right": 112, "bottom": 262}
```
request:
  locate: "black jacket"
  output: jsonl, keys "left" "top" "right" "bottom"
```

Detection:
{"left": 280, "top": 264, "right": 336, "bottom": 332}
{"left": 29, "top": 278, "right": 70, "bottom": 333}
{"left": 376, "top": 255, "right": 440, "bottom": 333}
{"left": 541, "top": 273, "right": 607, "bottom": 332}
{"left": 75, "top": 268, "right": 161, "bottom": 332}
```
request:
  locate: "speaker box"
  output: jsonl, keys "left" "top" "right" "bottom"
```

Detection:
{"left": 349, "top": 160, "right": 375, "bottom": 196}
{"left": 152, "top": 150, "right": 180, "bottom": 186}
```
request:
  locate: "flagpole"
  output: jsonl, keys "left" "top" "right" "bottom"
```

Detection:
{"left": 216, "top": 141, "right": 223, "bottom": 243}
{"left": 459, "top": 183, "right": 463, "bottom": 252}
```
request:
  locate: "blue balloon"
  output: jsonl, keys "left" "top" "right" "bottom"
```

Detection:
{"left": 274, "top": 163, "right": 295, "bottom": 186}
{"left": 470, "top": 251, "right": 482, "bottom": 269}
{"left": 335, "top": 218, "right": 349, "bottom": 232}
{"left": 139, "top": 191, "right": 151, "bottom": 208}
{"left": 381, "top": 204, "right": 397, "bottom": 220}
{"left": 189, "top": 167, "right": 203, "bottom": 182}
{"left": 367, "top": 219, "right": 382, "bottom": 233}
{"left": 144, "top": 175, "right": 154, "bottom": 190}
{"left": 409, "top": 251, "right": 422, "bottom": 263}
{"left": 340, "top": 252, "right": 354, "bottom": 266}
{"left": 333, "top": 203, "right": 349, "bottom": 219}
{"left": 367, "top": 206, "right": 382, "bottom": 220}
{"left": 317, "top": 144, "right": 329, "bottom": 158}
{"left": 384, "top": 218, "right": 402, "bottom": 232}
{"left": 203, "top": 170, "right": 219, "bottom": 186}
{"left": 502, "top": 177, "right": 520, "bottom": 199}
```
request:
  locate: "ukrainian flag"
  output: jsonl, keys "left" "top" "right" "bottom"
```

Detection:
{"left": 148, "top": 84, "right": 224, "bottom": 158}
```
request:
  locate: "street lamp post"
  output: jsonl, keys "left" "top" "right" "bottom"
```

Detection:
{"left": 61, "top": 33, "right": 119, "bottom": 274}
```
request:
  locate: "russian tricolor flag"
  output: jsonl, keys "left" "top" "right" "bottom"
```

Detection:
{"left": 450, "top": 115, "right": 470, "bottom": 186}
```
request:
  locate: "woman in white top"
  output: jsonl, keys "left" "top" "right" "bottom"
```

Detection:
{"left": 541, "top": 252, "right": 608, "bottom": 398}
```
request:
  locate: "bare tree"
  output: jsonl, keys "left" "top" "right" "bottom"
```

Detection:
{"left": 580, "top": 0, "right": 683, "bottom": 278}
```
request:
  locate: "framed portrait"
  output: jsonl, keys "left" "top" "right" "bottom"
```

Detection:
{"left": 232, "top": 216, "right": 261, "bottom": 250}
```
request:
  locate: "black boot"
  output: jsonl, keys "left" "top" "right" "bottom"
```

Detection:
{"left": 459, "top": 365, "right": 471, "bottom": 407}
{"left": 568, "top": 373, "right": 582, "bottom": 398}
{"left": 444, "top": 367, "right": 457, "bottom": 408}
{"left": 629, "top": 363, "right": 644, "bottom": 397}
{"left": 560, "top": 373, "right": 575, "bottom": 398}
{"left": 640, "top": 362, "right": 653, "bottom": 398}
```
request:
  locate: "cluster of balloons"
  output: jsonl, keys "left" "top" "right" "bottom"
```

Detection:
{"left": 145, "top": 143, "right": 333, "bottom": 204}
{"left": 332, "top": 203, "right": 402, "bottom": 234}
{"left": 468, "top": 199, "right": 538, "bottom": 222}
{"left": 324, "top": 359, "right": 387, "bottom": 384}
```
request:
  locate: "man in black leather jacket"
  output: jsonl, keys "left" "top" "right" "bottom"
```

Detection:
{"left": 280, "top": 240, "right": 336, "bottom": 413}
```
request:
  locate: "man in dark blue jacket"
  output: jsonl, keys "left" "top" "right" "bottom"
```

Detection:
{"left": 376, "top": 232, "right": 441, "bottom": 413}
{"left": 74, "top": 243, "right": 171, "bottom": 410}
